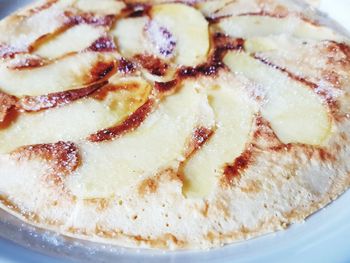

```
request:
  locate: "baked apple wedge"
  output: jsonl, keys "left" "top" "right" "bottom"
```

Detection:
{"left": 183, "top": 75, "right": 256, "bottom": 198}
{"left": 0, "top": 76, "right": 151, "bottom": 153}
{"left": 224, "top": 51, "right": 332, "bottom": 146}
{"left": 217, "top": 15, "right": 345, "bottom": 41}
{"left": 67, "top": 81, "right": 215, "bottom": 199}
{"left": 113, "top": 3, "right": 210, "bottom": 77}
{"left": 0, "top": 52, "right": 116, "bottom": 96}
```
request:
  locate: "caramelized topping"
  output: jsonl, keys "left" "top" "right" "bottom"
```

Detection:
{"left": 124, "top": 3, "right": 151, "bottom": 18}
{"left": 18, "top": 81, "right": 108, "bottom": 112}
{"left": 237, "top": 11, "right": 288, "bottom": 18}
{"left": 138, "top": 177, "right": 158, "bottom": 197}
{"left": 327, "top": 41, "right": 350, "bottom": 67}
{"left": 0, "top": 92, "right": 17, "bottom": 122}
{"left": 12, "top": 141, "right": 80, "bottom": 179}
{"left": 28, "top": 0, "right": 59, "bottom": 15}
{"left": 117, "top": 58, "right": 136, "bottom": 74}
{"left": 0, "top": 44, "right": 25, "bottom": 59}
{"left": 8, "top": 56, "right": 46, "bottom": 70}
{"left": 134, "top": 54, "right": 169, "bottom": 76}
{"left": 0, "top": 93, "right": 18, "bottom": 129}
{"left": 88, "top": 99, "right": 153, "bottom": 142}
{"left": 178, "top": 35, "right": 244, "bottom": 78}
{"left": 88, "top": 36, "right": 116, "bottom": 52}
{"left": 190, "top": 127, "right": 214, "bottom": 153}
{"left": 91, "top": 81, "right": 140, "bottom": 101}
{"left": 90, "top": 60, "right": 117, "bottom": 82}
{"left": 65, "top": 12, "right": 116, "bottom": 27}
{"left": 154, "top": 79, "right": 178, "bottom": 93}
{"left": 223, "top": 149, "right": 253, "bottom": 183}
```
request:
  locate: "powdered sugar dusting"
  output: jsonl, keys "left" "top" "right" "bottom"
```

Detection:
{"left": 146, "top": 21, "right": 176, "bottom": 58}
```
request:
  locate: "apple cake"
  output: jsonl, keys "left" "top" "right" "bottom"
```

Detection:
{"left": 0, "top": 0, "right": 349, "bottom": 249}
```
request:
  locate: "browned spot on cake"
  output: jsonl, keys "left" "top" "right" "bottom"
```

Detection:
{"left": 117, "top": 58, "right": 136, "bottom": 74}
{"left": 12, "top": 141, "right": 80, "bottom": 183}
{"left": 336, "top": 42, "right": 350, "bottom": 58}
{"left": 201, "top": 201, "right": 209, "bottom": 217}
{"left": 271, "top": 4, "right": 290, "bottom": 17}
{"left": 253, "top": 116, "right": 279, "bottom": 144}
{"left": 8, "top": 56, "right": 46, "bottom": 70}
{"left": 91, "top": 81, "right": 140, "bottom": 101}
{"left": 206, "top": 231, "right": 215, "bottom": 242}
{"left": 0, "top": 44, "right": 25, "bottom": 59}
{"left": 254, "top": 117, "right": 291, "bottom": 151}
{"left": 0, "top": 195, "right": 21, "bottom": 214}
{"left": 213, "top": 34, "right": 245, "bottom": 52}
{"left": 19, "top": 81, "right": 108, "bottom": 112}
{"left": 240, "top": 179, "right": 262, "bottom": 193}
{"left": 88, "top": 36, "right": 116, "bottom": 52}
{"left": 67, "top": 227, "right": 88, "bottom": 236}
{"left": 28, "top": 0, "right": 59, "bottom": 15}
{"left": 186, "top": 127, "right": 214, "bottom": 157}
{"left": 238, "top": 11, "right": 288, "bottom": 18}
{"left": 95, "top": 225, "right": 118, "bottom": 238}
{"left": 154, "top": 79, "right": 178, "bottom": 94}
{"left": 216, "top": 199, "right": 230, "bottom": 218}
{"left": 239, "top": 225, "right": 250, "bottom": 236}
{"left": 178, "top": 35, "right": 244, "bottom": 78}
{"left": 223, "top": 149, "right": 253, "bottom": 184}
{"left": 317, "top": 148, "right": 336, "bottom": 162}
{"left": 123, "top": 3, "right": 151, "bottom": 18}
{"left": 88, "top": 99, "right": 153, "bottom": 142}
{"left": 138, "top": 177, "right": 159, "bottom": 197}
{"left": 0, "top": 194, "right": 41, "bottom": 223}
{"left": 283, "top": 208, "right": 308, "bottom": 221}
{"left": 133, "top": 233, "right": 185, "bottom": 249}
{"left": 179, "top": 126, "right": 214, "bottom": 186}
{"left": 322, "top": 42, "right": 350, "bottom": 90}
{"left": 85, "top": 198, "right": 111, "bottom": 212}
{"left": 65, "top": 12, "right": 116, "bottom": 28}
{"left": 0, "top": 92, "right": 17, "bottom": 123}
{"left": 0, "top": 108, "right": 18, "bottom": 130}
{"left": 327, "top": 41, "right": 350, "bottom": 66}
{"left": 269, "top": 144, "right": 293, "bottom": 152}
{"left": 321, "top": 70, "right": 341, "bottom": 88}
{"left": 90, "top": 60, "right": 117, "bottom": 82}
{"left": 134, "top": 54, "right": 169, "bottom": 76}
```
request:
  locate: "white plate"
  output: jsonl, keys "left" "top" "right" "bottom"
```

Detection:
{"left": 0, "top": 1, "right": 349, "bottom": 262}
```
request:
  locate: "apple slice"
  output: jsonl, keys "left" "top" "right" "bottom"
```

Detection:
{"left": 67, "top": 81, "right": 215, "bottom": 199}
{"left": 0, "top": 52, "right": 116, "bottom": 96}
{"left": 112, "top": 16, "right": 176, "bottom": 81}
{"left": 74, "top": 0, "right": 125, "bottom": 15}
{"left": 112, "top": 17, "right": 150, "bottom": 58}
{"left": 196, "top": 0, "right": 234, "bottom": 17}
{"left": 217, "top": 15, "right": 346, "bottom": 41}
{"left": 0, "top": 1, "right": 73, "bottom": 51}
{"left": 223, "top": 51, "right": 332, "bottom": 145}
{"left": 244, "top": 36, "right": 349, "bottom": 90}
{"left": 150, "top": 3, "right": 209, "bottom": 66}
{"left": 244, "top": 36, "right": 281, "bottom": 53}
{"left": 0, "top": 76, "right": 151, "bottom": 153}
{"left": 35, "top": 24, "right": 106, "bottom": 59}
{"left": 212, "top": 0, "right": 303, "bottom": 18}
{"left": 183, "top": 76, "right": 256, "bottom": 198}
